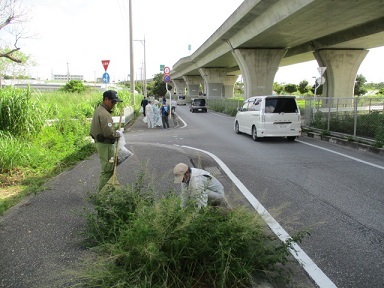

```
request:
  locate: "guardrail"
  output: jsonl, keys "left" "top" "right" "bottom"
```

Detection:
{"left": 112, "top": 106, "right": 135, "bottom": 127}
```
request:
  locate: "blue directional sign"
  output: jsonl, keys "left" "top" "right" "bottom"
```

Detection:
{"left": 163, "top": 74, "right": 171, "bottom": 83}
{"left": 102, "top": 72, "right": 110, "bottom": 83}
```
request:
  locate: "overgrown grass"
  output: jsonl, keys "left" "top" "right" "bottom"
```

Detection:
{"left": 78, "top": 169, "right": 308, "bottom": 287}
{"left": 207, "top": 98, "right": 243, "bottom": 116}
{"left": 0, "top": 87, "right": 135, "bottom": 215}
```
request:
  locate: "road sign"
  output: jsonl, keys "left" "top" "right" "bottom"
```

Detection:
{"left": 163, "top": 66, "right": 171, "bottom": 74}
{"left": 316, "top": 77, "right": 326, "bottom": 85}
{"left": 163, "top": 75, "right": 171, "bottom": 83}
{"left": 160, "top": 64, "right": 165, "bottom": 71}
{"left": 102, "top": 72, "right": 110, "bottom": 83}
{"left": 102, "top": 60, "right": 110, "bottom": 71}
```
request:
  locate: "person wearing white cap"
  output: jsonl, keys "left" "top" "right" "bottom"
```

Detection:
{"left": 173, "top": 163, "right": 226, "bottom": 209}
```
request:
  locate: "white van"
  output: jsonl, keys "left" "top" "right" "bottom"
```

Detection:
{"left": 176, "top": 95, "right": 186, "bottom": 105}
{"left": 234, "top": 95, "right": 301, "bottom": 141}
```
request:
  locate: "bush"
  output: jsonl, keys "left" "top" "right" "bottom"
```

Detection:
{"left": 59, "top": 80, "right": 88, "bottom": 93}
{"left": 81, "top": 171, "right": 308, "bottom": 287}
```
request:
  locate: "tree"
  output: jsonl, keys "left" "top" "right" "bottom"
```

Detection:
{"left": 376, "top": 88, "right": 384, "bottom": 96}
{"left": 273, "top": 82, "right": 284, "bottom": 95}
{"left": 284, "top": 83, "right": 297, "bottom": 94}
{"left": 354, "top": 74, "right": 368, "bottom": 96}
{"left": 0, "top": 0, "right": 30, "bottom": 63}
{"left": 311, "top": 84, "right": 323, "bottom": 96}
{"left": 0, "top": 50, "right": 33, "bottom": 78}
{"left": 234, "top": 81, "right": 244, "bottom": 95}
{"left": 298, "top": 80, "right": 309, "bottom": 95}
{"left": 148, "top": 73, "right": 172, "bottom": 97}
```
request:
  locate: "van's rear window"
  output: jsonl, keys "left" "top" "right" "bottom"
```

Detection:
{"left": 265, "top": 98, "right": 298, "bottom": 113}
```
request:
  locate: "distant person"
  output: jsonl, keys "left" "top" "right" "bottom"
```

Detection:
{"left": 90, "top": 90, "right": 123, "bottom": 192}
{"left": 152, "top": 100, "right": 161, "bottom": 127}
{"left": 141, "top": 97, "right": 148, "bottom": 116}
{"left": 173, "top": 163, "right": 227, "bottom": 209}
{"left": 160, "top": 102, "right": 170, "bottom": 129}
{"left": 171, "top": 107, "right": 179, "bottom": 127}
{"left": 145, "top": 100, "right": 154, "bottom": 129}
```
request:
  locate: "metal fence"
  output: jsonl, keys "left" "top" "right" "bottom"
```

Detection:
{"left": 301, "top": 97, "right": 384, "bottom": 142}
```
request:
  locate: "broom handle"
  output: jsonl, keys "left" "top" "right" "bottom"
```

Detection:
{"left": 112, "top": 108, "right": 124, "bottom": 176}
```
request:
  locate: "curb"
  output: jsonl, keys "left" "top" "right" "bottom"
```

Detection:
{"left": 305, "top": 131, "right": 384, "bottom": 157}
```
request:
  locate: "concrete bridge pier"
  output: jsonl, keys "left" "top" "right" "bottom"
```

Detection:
{"left": 183, "top": 76, "right": 203, "bottom": 97}
{"left": 223, "top": 75, "right": 239, "bottom": 98}
{"left": 172, "top": 79, "right": 186, "bottom": 97}
{"left": 233, "top": 48, "right": 287, "bottom": 99}
{"left": 199, "top": 68, "right": 228, "bottom": 97}
{"left": 314, "top": 49, "right": 369, "bottom": 98}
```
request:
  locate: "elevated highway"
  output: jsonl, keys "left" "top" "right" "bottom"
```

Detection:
{"left": 170, "top": 0, "right": 384, "bottom": 99}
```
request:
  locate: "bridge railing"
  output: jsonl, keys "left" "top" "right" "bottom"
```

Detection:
{"left": 301, "top": 96, "right": 384, "bottom": 143}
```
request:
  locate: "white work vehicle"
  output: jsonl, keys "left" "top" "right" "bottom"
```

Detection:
{"left": 234, "top": 95, "right": 301, "bottom": 141}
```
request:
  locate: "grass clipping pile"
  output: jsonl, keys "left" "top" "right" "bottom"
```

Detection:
{"left": 80, "top": 170, "right": 307, "bottom": 287}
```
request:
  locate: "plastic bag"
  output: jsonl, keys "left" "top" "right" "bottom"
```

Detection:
{"left": 143, "top": 116, "right": 148, "bottom": 123}
{"left": 139, "top": 106, "right": 143, "bottom": 113}
{"left": 117, "top": 132, "right": 133, "bottom": 166}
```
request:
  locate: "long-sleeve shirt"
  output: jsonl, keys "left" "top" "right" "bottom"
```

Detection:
{"left": 180, "top": 168, "right": 224, "bottom": 208}
{"left": 90, "top": 103, "right": 119, "bottom": 142}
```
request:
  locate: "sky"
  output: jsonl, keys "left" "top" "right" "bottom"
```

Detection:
{"left": 16, "top": 0, "right": 384, "bottom": 84}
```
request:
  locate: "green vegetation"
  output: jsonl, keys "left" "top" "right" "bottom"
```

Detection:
{"left": 79, "top": 170, "right": 308, "bottom": 287}
{"left": 310, "top": 110, "right": 384, "bottom": 147}
{"left": 0, "top": 87, "right": 134, "bottom": 215}
{"left": 59, "top": 79, "right": 89, "bottom": 93}
{"left": 207, "top": 98, "right": 242, "bottom": 116}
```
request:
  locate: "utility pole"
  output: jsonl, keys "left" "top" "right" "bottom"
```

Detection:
{"left": 66, "top": 62, "right": 70, "bottom": 82}
{"left": 129, "top": 0, "right": 135, "bottom": 106}
{"left": 134, "top": 37, "right": 147, "bottom": 98}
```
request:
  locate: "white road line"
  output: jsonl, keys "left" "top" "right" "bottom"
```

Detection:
{"left": 181, "top": 145, "right": 337, "bottom": 288}
{"left": 297, "top": 140, "right": 384, "bottom": 170}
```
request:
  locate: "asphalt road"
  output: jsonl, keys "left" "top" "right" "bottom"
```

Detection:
{"left": 169, "top": 105, "right": 384, "bottom": 288}
{"left": 1, "top": 105, "right": 383, "bottom": 287}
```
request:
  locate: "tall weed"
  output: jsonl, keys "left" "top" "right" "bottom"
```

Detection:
{"left": 81, "top": 172, "right": 307, "bottom": 287}
{"left": 0, "top": 87, "right": 44, "bottom": 137}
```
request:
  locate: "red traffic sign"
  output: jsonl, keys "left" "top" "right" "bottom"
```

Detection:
{"left": 101, "top": 60, "right": 110, "bottom": 71}
{"left": 163, "top": 66, "right": 171, "bottom": 75}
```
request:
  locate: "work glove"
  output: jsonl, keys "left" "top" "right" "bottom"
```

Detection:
{"left": 116, "top": 130, "right": 123, "bottom": 138}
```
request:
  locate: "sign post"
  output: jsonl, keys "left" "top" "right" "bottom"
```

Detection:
{"left": 163, "top": 66, "right": 172, "bottom": 118}
{"left": 101, "top": 60, "right": 111, "bottom": 87}
{"left": 102, "top": 60, "right": 110, "bottom": 71}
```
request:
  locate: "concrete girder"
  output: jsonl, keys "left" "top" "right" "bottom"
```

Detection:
{"left": 172, "top": 79, "right": 186, "bottom": 96}
{"left": 233, "top": 48, "right": 287, "bottom": 99}
{"left": 183, "top": 76, "right": 203, "bottom": 97}
{"left": 199, "top": 68, "right": 228, "bottom": 97}
{"left": 314, "top": 49, "right": 369, "bottom": 98}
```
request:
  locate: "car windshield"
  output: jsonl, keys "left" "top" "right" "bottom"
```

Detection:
{"left": 265, "top": 97, "right": 298, "bottom": 113}
{"left": 193, "top": 99, "right": 206, "bottom": 106}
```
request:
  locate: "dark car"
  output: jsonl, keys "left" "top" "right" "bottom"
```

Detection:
{"left": 190, "top": 98, "right": 207, "bottom": 113}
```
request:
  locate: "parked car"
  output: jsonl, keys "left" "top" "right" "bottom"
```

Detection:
{"left": 234, "top": 95, "right": 301, "bottom": 141}
{"left": 190, "top": 98, "right": 207, "bottom": 113}
{"left": 176, "top": 95, "right": 186, "bottom": 105}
